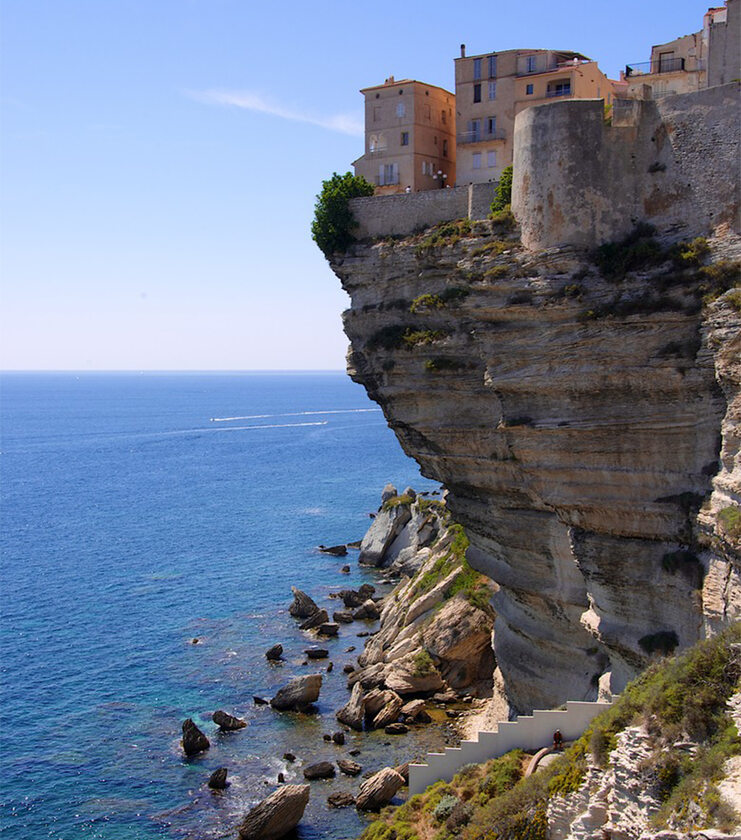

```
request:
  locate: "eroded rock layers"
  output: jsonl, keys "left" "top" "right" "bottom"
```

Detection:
{"left": 330, "top": 222, "right": 741, "bottom": 713}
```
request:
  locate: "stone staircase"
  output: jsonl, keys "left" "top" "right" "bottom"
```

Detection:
{"left": 408, "top": 700, "right": 612, "bottom": 795}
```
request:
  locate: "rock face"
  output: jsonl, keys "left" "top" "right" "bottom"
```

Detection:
{"left": 181, "top": 719, "right": 209, "bottom": 756}
{"left": 330, "top": 221, "right": 741, "bottom": 712}
{"left": 356, "top": 767, "right": 405, "bottom": 811}
{"left": 237, "top": 784, "right": 310, "bottom": 840}
{"left": 212, "top": 710, "right": 247, "bottom": 731}
{"left": 270, "top": 674, "right": 322, "bottom": 711}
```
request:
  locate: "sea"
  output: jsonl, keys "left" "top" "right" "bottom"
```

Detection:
{"left": 0, "top": 372, "right": 452, "bottom": 840}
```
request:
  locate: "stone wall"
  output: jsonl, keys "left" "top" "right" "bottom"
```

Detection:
{"left": 512, "top": 83, "right": 740, "bottom": 250}
{"left": 350, "top": 182, "right": 497, "bottom": 239}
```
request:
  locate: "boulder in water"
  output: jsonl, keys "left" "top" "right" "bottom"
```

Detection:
{"left": 208, "top": 767, "right": 228, "bottom": 789}
{"left": 212, "top": 710, "right": 247, "bottom": 731}
{"left": 337, "top": 758, "right": 362, "bottom": 776}
{"left": 356, "top": 767, "right": 405, "bottom": 811}
{"left": 299, "top": 609, "right": 329, "bottom": 631}
{"left": 289, "top": 587, "right": 319, "bottom": 619}
{"left": 328, "top": 791, "right": 355, "bottom": 808}
{"left": 270, "top": 674, "right": 322, "bottom": 711}
{"left": 303, "top": 761, "right": 335, "bottom": 780}
{"left": 237, "top": 784, "right": 310, "bottom": 840}
{"left": 265, "top": 644, "right": 284, "bottom": 661}
{"left": 181, "top": 718, "right": 209, "bottom": 756}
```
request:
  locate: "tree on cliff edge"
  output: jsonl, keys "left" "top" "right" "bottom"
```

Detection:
{"left": 312, "top": 172, "right": 374, "bottom": 257}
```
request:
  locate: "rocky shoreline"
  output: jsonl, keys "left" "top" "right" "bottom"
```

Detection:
{"left": 178, "top": 484, "right": 499, "bottom": 838}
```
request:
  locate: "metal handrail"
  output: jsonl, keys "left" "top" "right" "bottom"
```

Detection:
{"left": 457, "top": 129, "right": 506, "bottom": 145}
{"left": 545, "top": 87, "right": 573, "bottom": 98}
{"left": 517, "top": 59, "right": 588, "bottom": 76}
{"left": 625, "top": 57, "right": 689, "bottom": 76}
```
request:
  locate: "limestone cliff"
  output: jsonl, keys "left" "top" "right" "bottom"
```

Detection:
{"left": 329, "top": 218, "right": 741, "bottom": 714}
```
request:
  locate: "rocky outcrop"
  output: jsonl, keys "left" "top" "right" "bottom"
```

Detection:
{"left": 237, "top": 784, "right": 310, "bottom": 840}
{"left": 270, "top": 674, "right": 322, "bottom": 711}
{"left": 356, "top": 767, "right": 406, "bottom": 811}
{"left": 265, "top": 644, "right": 283, "bottom": 661}
{"left": 181, "top": 719, "right": 209, "bottom": 756}
{"left": 303, "top": 761, "right": 335, "bottom": 780}
{"left": 330, "top": 220, "right": 741, "bottom": 712}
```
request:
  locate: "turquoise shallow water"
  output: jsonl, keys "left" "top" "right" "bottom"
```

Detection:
{"left": 0, "top": 372, "right": 448, "bottom": 840}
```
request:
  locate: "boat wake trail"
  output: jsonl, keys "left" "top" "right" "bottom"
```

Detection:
{"left": 210, "top": 408, "right": 381, "bottom": 422}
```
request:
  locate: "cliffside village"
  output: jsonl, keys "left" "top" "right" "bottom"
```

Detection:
{"left": 353, "top": 0, "right": 739, "bottom": 194}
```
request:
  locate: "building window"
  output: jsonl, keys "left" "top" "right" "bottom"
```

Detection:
{"left": 487, "top": 150, "right": 497, "bottom": 168}
{"left": 379, "top": 162, "right": 399, "bottom": 185}
{"left": 473, "top": 58, "right": 482, "bottom": 80}
{"left": 473, "top": 83, "right": 481, "bottom": 103}
{"left": 472, "top": 152, "right": 482, "bottom": 170}
{"left": 488, "top": 81, "right": 496, "bottom": 100}
{"left": 526, "top": 83, "right": 534, "bottom": 95}
{"left": 441, "top": 109, "right": 446, "bottom": 124}
{"left": 373, "top": 106, "right": 382, "bottom": 121}
{"left": 467, "top": 119, "right": 481, "bottom": 142}
{"left": 434, "top": 135, "right": 438, "bottom": 144}
{"left": 547, "top": 81, "right": 571, "bottom": 97}
{"left": 396, "top": 102, "right": 405, "bottom": 118}
{"left": 487, "top": 116, "right": 496, "bottom": 136}
{"left": 401, "top": 131, "right": 409, "bottom": 146}
{"left": 526, "top": 55, "right": 537, "bottom": 73}
{"left": 488, "top": 55, "right": 497, "bottom": 78}
{"left": 443, "top": 139, "right": 448, "bottom": 157}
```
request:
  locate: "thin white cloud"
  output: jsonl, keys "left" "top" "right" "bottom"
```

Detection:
{"left": 189, "top": 89, "right": 363, "bottom": 137}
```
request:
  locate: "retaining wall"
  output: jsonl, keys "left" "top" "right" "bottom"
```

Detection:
{"left": 408, "top": 700, "right": 612, "bottom": 796}
{"left": 512, "top": 83, "right": 740, "bottom": 250}
{"left": 350, "top": 182, "right": 498, "bottom": 239}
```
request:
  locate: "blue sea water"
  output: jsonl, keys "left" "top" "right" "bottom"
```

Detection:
{"left": 0, "top": 372, "right": 446, "bottom": 840}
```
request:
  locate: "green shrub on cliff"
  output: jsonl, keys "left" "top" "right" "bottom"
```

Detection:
{"left": 490, "top": 166, "right": 513, "bottom": 213}
{"left": 311, "top": 172, "right": 374, "bottom": 256}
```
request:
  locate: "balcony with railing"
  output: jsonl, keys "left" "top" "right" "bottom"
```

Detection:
{"left": 517, "top": 58, "right": 588, "bottom": 77}
{"left": 625, "top": 56, "right": 705, "bottom": 77}
{"left": 545, "top": 84, "right": 572, "bottom": 98}
{"left": 456, "top": 128, "right": 506, "bottom": 145}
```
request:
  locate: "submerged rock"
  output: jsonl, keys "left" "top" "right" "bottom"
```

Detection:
{"left": 212, "top": 710, "right": 247, "bottom": 731}
{"left": 332, "top": 731, "right": 345, "bottom": 745}
{"left": 304, "top": 647, "right": 329, "bottom": 659}
{"left": 289, "top": 587, "right": 319, "bottom": 619}
{"left": 181, "top": 719, "right": 209, "bottom": 756}
{"left": 208, "top": 767, "right": 228, "bottom": 789}
{"left": 270, "top": 674, "right": 322, "bottom": 711}
{"left": 356, "top": 767, "right": 405, "bottom": 811}
{"left": 340, "top": 564, "right": 351, "bottom": 573}
{"left": 328, "top": 791, "right": 355, "bottom": 808}
{"left": 253, "top": 696, "right": 269, "bottom": 706}
{"left": 384, "top": 722, "right": 408, "bottom": 734}
{"left": 318, "top": 622, "right": 340, "bottom": 637}
{"left": 237, "top": 783, "right": 310, "bottom": 840}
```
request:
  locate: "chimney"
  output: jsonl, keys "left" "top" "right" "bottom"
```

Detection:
{"left": 385, "top": 75, "right": 395, "bottom": 84}
{"left": 460, "top": 44, "right": 466, "bottom": 58}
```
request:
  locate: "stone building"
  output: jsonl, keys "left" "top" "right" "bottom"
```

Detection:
{"left": 454, "top": 46, "right": 617, "bottom": 185}
{"left": 622, "top": 0, "right": 739, "bottom": 98}
{"left": 353, "top": 77, "right": 456, "bottom": 195}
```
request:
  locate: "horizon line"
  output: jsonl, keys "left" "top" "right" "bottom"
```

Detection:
{"left": 0, "top": 368, "right": 348, "bottom": 374}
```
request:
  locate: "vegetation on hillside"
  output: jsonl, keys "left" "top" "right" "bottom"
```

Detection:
{"left": 311, "top": 172, "right": 374, "bottom": 256}
{"left": 359, "top": 624, "right": 741, "bottom": 840}
{"left": 490, "top": 166, "right": 513, "bottom": 214}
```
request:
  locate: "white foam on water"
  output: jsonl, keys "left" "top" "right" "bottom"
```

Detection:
{"left": 210, "top": 408, "right": 381, "bottom": 422}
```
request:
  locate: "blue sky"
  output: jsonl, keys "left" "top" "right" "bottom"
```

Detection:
{"left": 1, "top": 0, "right": 710, "bottom": 370}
